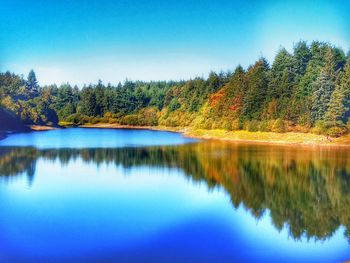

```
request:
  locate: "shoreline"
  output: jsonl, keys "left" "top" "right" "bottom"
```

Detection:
{"left": 29, "top": 125, "right": 59, "bottom": 131}
{"left": 2, "top": 123, "right": 350, "bottom": 147}
{"left": 79, "top": 123, "right": 350, "bottom": 147}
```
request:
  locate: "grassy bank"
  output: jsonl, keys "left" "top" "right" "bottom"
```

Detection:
{"left": 184, "top": 129, "right": 350, "bottom": 146}
{"left": 77, "top": 123, "right": 350, "bottom": 147}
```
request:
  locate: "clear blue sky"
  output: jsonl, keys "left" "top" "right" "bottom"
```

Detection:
{"left": 1, "top": 0, "right": 349, "bottom": 86}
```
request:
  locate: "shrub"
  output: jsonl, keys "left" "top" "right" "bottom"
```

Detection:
{"left": 298, "top": 114, "right": 312, "bottom": 128}
{"left": 205, "top": 118, "right": 214, "bottom": 129}
{"left": 120, "top": 114, "right": 139, "bottom": 126}
{"left": 271, "top": 119, "right": 286, "bottom": 133}
{"left": 325, "top": 126, "right": 348, "bottom": 137}
{"left": 223, "top": 120, "right": 232, "bottom": 131}
{"left": 244, "top": 120, "right": 259, "bottom": 132}
{"left": 108, "top": 118, "right": 118, "bottom": 124}
{"left": 231, "top": 119, "right": 241, "bottom": 131}
{"left": 258, "top": 120, "right": 270, "bottom": 132}
{"left": 90, "top": 117, "right": 100, "bottom": 124}
{"left": 98, "top": 117, "right": 109, "bottom": 123}
{"left": 104, "top": 112, "right": 113, "bottom": 118}
{"left": 65, "top": 113, "right": 90, "bottom": 125}
{"left": 312, "top": 120, "right": 348, "bottom": 137}
{"left": 139, "top": 107, "right": 159, "bottom": 126}
{"left": 312, "top": 120, "right": 326, "bottom": 134}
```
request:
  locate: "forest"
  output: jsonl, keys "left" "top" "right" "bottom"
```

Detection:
{"left": 1, "top": 41, "right": 350, "bottom": 136}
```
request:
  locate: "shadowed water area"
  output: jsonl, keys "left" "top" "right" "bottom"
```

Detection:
{"left": 0, "top": 128, "right": 349, "bottom": 262}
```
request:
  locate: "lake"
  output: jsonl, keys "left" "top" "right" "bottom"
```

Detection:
{"left": 0, "top": 128, "right": 349, "bottom": 262}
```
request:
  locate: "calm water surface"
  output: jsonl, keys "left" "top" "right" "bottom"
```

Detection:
{"left": 0, "top": 128, "right": 349, "bottom": 262}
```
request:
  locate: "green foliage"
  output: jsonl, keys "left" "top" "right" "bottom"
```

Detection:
{"left": 120, "top": 108, "right": 159, "bottom": 126}
{"left": 65, "top": 113, "right": 90, "bottom": 125}
{"left": 312, "top": 120, "right": 348, "bottom": 137}
{"left": 271, "top": 118, "right": 286, "bottom": 133}
{"left": 311, "top": 48, "right": 336, "bottom": 123}
{"left": 25, "top": 69, "right": 39, "bottom": 98}
{"left": 242, "top": 58, "right": 269, "bottom": 120}
{"left": 168, "top": 98, "right": 181, "bottom": 112}
{"left": 326, "top": 126, "right": 348, "bottom": 137}
{"left": 1, "top": 41, "right": 350, "bottom": 136}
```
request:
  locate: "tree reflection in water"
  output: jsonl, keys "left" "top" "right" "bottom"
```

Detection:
{"left": 1, "top": 142, "right": 350, "bottom": 242}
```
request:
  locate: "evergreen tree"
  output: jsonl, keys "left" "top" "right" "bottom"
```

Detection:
{"left": 311, "top": 48, "right": 336, "bottom": 122}
{"left": 242, "top": 58, "right": 269, "bottom": 120}
{"left": 80, "top": 86, "right": 97, "bottom": 116}
{"left": 341, "top": 57, "right": 350, "bottom": 121}
{"left": 207, "top": 71, "right": 221, "bottom": 93}
{"left": 293, "top": 41, "right": 311, "bottom": 77}
{"left": 325, "top": 84, "right": 346, "bottom": 123}
{"left": 267, "top": 48, "right": 296, "bottom": 119}
{"left": 1, "top": 40, "right": 350, "bottom": 135}
{"left": 56, "top": 83, "right": 73, "bottom": 109}
{"left": 25, "top": 69, "right": 39, "bottom": 97}
{"left": 94, "top": 80, "right": 105, "bottom": 116}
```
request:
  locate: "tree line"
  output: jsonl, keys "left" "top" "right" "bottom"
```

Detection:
{"left": 1, "top": 41, "right": 350, "bottom": 136}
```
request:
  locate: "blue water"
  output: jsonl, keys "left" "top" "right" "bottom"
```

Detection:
{"left": 0, "top": 128, "right": 196, "bottom": 148}
{"left": 0, "top": 129, "right": 349, "bottom": 263}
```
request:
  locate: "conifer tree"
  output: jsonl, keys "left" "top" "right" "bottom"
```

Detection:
{"left": 25, "top": 69, "right": 39, "bottom": 98}
{"left": 293, "top": 41, "right": 311, "bottom": 77}
{"left": 242, "top": 58, "right": 269, "bottom": 120}
{"left": 325, "top": 83, "right": 346, "bottom": 123}
{"left": 341, "top": 57, "right": 350, "bottom": 121}
{"left": 311, "top": 48, "right": 336, "bottom": 122}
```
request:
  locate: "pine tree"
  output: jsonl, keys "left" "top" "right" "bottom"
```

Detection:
{"left": 268, "top": 48, "right": 295, "bottom": 100}
{"left": 25, "top": 69, "right": 39, "bottom": 98}
{"left": 341, "top": 57, "right": 350, "bottom": 121}
{"left": 311, "top": 48, "right": 336, "bottom": 122}
{"left": 242, "top": 58, "right": 269, "bottom": 120}
{"left": 80, "top": 86, "right": 97, "bottom": 116}
{"left": 325, "top": 84, "right": 346, "bottom": 123}
{"left": 293, "top": 41, "right": 311, "bottom": 77}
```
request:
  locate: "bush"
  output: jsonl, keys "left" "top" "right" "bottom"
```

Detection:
{"left": 271, "top": 119, "right": 286, "bottom": 133}
{"left": 90, "top": 117, "right": 100, "bottom": 124}
{"left": 312, "top": 120, "right": 326, "bottom": 134}
{"left": 231, "top": 119, "right": 241, "bottom": 131}
{"left": 99, "top": 117, "right": 109, "bottom": 123}
{"left": 139, "top": 107, "right": 159, "bottom": 126}
{"left": 65, "top": 113, "right": 90, "bottom": 125}
{"left": 223, "top": 120, "right": 233, "bottom": 131}
{"left": 258, "top": 120, "right": 270, "bottom": 132}
{"left": 108, "top": 118, "right": 118, "bottom": 124}
{"left": 298, "top": 114, "right": 312, "bottom": 128}
{"left": 244, "top": 120, "right": 259, "bottom": 132}
{"left": 325, "top": 126, "right": 348, "bottom": 137}
{"left": 104, "top": 112, "right": 113, "bottom": 118}
{"left": 312, "top": 120, "right": 348, "bottom": 137}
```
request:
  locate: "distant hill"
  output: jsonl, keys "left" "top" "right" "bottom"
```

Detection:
{"left": 0, "top": 107, "right": 30, "bottom": 133}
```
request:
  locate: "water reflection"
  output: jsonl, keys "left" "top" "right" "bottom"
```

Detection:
{"left": 1, "top": 142, "right": 350, "bottom": 243}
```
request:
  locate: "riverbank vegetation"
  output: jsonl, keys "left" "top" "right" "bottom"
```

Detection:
{"left": 1, "top": 41, "right": 350, "bottom": 137}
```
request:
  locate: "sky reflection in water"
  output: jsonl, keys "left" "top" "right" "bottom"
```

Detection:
{"left": 0, "top": 129, "right": 349, "bottom": 262}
